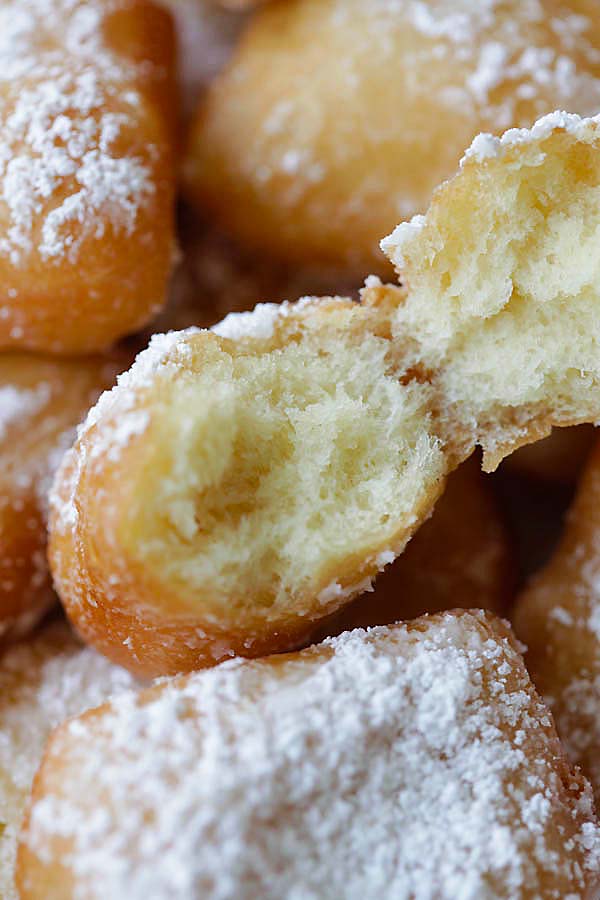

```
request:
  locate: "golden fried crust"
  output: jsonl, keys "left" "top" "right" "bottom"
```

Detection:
{"left": 49, "top": 302, "right": 451, "bottom": 677}
{"left": 185, "top": 0, "right": 600, "bottom": 276}
{"left": 16, "top": 613, "right": 600, "bottom": 900}
{"left": 0, "top": 0, "right": 177, "bottom": 354}
{"left": 514, "top": 436, "right": 600, "bottom": 804}
{"left": 0, "top": 353, "right": 128, "bottom": 642}
{"left": 324, "top": 457, "right": 514, "bottom": 634}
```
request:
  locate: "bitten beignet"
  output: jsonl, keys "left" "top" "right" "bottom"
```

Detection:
{"left": 17, "top": 613, "right": 600, "bottom": 899}
{"left": 50, "top": 113, "right": 600, "bottom": 676}
{"left": 186, "top": 0, "right": 600, "bottom": 275}
{"left": 50, "top": 297, "right": 452, "bottom": 676}
{"left": 0, "top": 0, "right": 177, "bottom": 353}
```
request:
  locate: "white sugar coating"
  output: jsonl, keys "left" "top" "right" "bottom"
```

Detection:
{"left": 212, "top": 302, "right": 288, "bottom": 341}
{"left": 320, "top": 0, "right": 600, "bottom": 123}
{"left": 380, "top": 215, "right": 426, "bottom": 271}
{"left": 211, "top": 297, "right": 325, "bottom": 341}
{"left": 0, "top": 619, "right": 137, "bottom": 900}
{"left": 0, "top": 383, "right": 51, "bottom": 441}
{"left": 463, "top": 110, "right": 600, "bottom": 162}
{"left": 518, "top": 538, "right": 600, "bottom": 807}
{"left": 24, "top": 613, "right": 600, "bottom": 899}
{"left": 376, "top": 1, "right": 600, "bottom": 121}
{"left": 0, "top": 0, "right": 160, "bottom": 266}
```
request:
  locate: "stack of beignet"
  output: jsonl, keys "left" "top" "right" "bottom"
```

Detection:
{"left": 4, "top": 2, "right": 600, "bottom": 897}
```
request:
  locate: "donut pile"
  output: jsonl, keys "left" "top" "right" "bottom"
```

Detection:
{"left": 3, "top": 1, "right": 600, "bottom": 898}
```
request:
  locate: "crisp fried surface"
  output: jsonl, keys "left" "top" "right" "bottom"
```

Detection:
{"left": 186, "top": 0, "right": 600, "bottom": 275}
{"left": 17, "top": 613, "right": 600, "bottom": 900}
{"left": 514, "top": 436, "right": 600, "bottom": 805}
{"left": 0, "top": 0, "right": 177, "bottom": 353}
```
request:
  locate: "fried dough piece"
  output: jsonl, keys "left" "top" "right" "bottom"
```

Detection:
{"left": 51, "top": 297, "right": 452, "bottom": 676}
{"left": 326, "top": 458, "right": 514, "bottom": 634}
{"left": 50, "top": 113, "right": 600, "bottom": 676}
{"left": 17, "top": 612, "right": 600, "bottom": 900}
{"left": 186, "top": 0, "right": 600, "bottom": 276}
{"left": 0, "top": 352, "right": 125, "bottom": 642}
{"left": 0, "top": 0, "right": 177, "bottom": 354}
{"left": 380, "top": 112, "right": 600, "bottom": 468}
{"left": 0, "top": 618, "right": 136, "bottom": 900}
{"left": 514, "top": 436, "right": 600, "bottom": 804}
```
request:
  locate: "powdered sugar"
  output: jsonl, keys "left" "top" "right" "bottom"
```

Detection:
{"left": 464, "top": 111, "right": 600, "bottom": 163}
{"left": 0, "top": 0, "right": 159, "bottom": 265}
{"left": 0, "top": 383, "right": 51, "bottom": 441}
{"left": 212, "top": 297, "right": 330, "bottom": 341}
{"left": 0, "top": 619, "right": 136, "bottom": 900}
{"left": 22, "top": 614, "right": 600, "bottom": 899}
{"left": 212, "top": 302, "right": 286, "bottom": 341}
{"left": 380, "top": 215, "right": 425, "bottom": 271}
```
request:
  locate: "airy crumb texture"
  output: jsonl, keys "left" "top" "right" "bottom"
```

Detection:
{"left": 51, "top": 113, "right": 600, "bottom": 676}
{"left": 379, "top": 112, "right": 600, "bottom": 469}
{"left": 322, "top": 456, "right": 514, "bottom": 634}
{"left": 186, "top": 0, "right": 600, "bottom": 275}
{"left": 0, "top": 0, "right": 176, "bottom": 353}
{"left": 0, "top": 353, "right": 124, "bottom": 642}
{"left": 17, "top": 613, "right": 600, "bottom": 900}
{"left": 514, "top": 436, "right": 600, "bottom": 806}
{"left": 50, "top": 298, "right": 450, "bottom": 676}
{"left": 0, "top": 619, "right": 136, "bottom": 900}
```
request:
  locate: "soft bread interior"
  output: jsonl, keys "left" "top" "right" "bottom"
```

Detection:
{"left": 381, "top": 114, "right": 600, "bottom": 468}
{"left": 123, "top": 305, "right": 447, "bottom": 625}
{"left": 51, "top": 112, "right": 600, "bottom": 664}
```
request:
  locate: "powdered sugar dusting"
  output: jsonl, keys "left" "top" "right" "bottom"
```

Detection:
{"left": 0, "top": 383, "right": 51, "bottom": 441}
{"left": 0, "top": 0, "right": 159, "bottom": 265}
{"left": 463, "top": 110, "right": 600, "bottom": 163}
{"left": 380, "top": 215, "right": 426, "bottom": 271}
{"left": 23, "top": 614, "right": 600, "bottom": 898}
{"left": 212, "top": 302, "right": 286, "bottom": 341}
{"left": 212, "top": 296, "right": 337, "bottom": 341}
{"left": 0, "top": 619, "right": 136, "bottom": 900}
